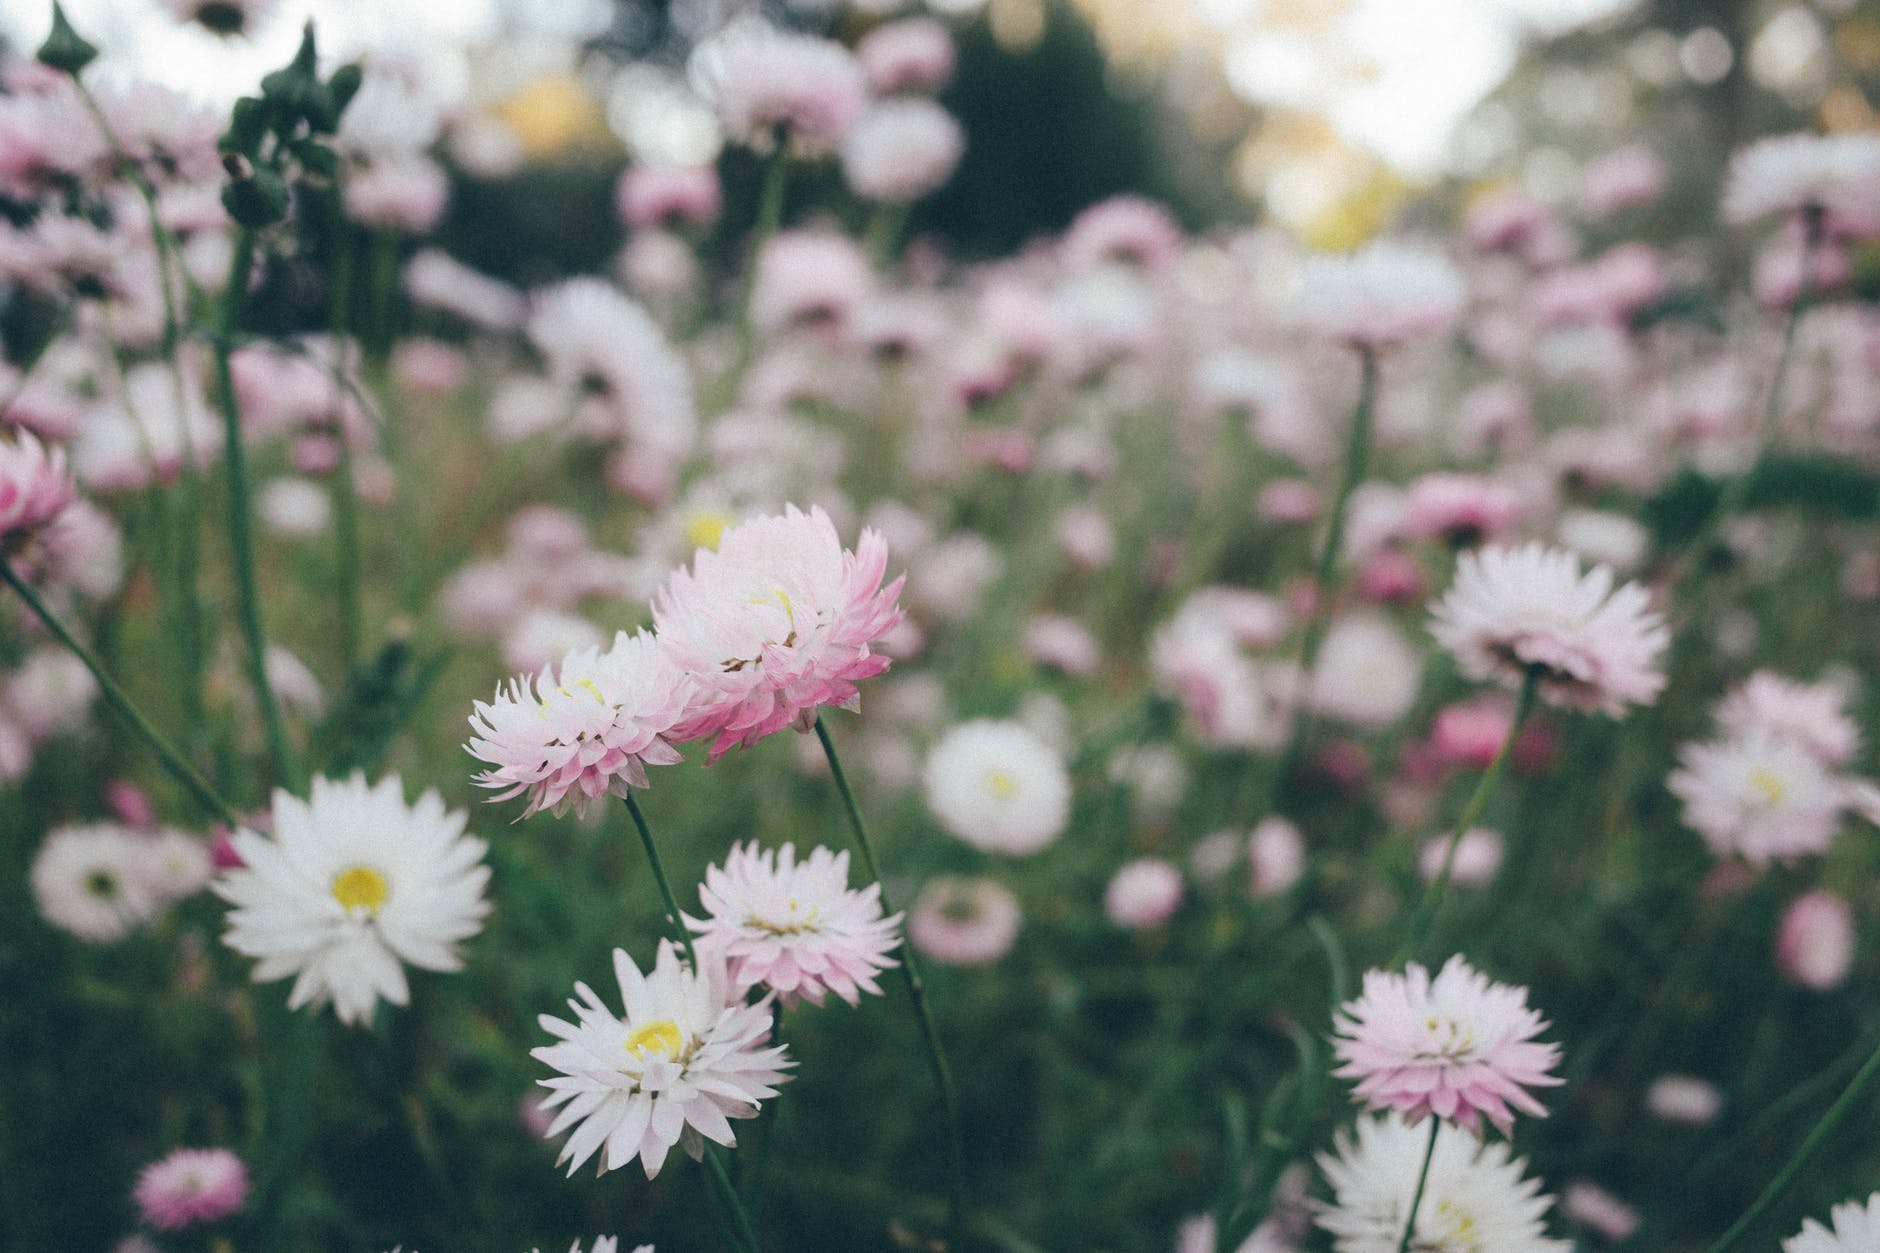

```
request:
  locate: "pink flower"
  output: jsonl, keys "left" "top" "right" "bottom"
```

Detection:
{"left": 133, "top": 1147, "right": 248, "bottom": 1230}
{"left": 1430, "top": 542, "right": 1667, "bottom": 718}
{"left": 1776, "top": 890, "right": 1856, "bottom": 991}
{"left": 1333, "top": 954, "right": 1562, "bottom": 1136}
{"left": 1717, "top": 671, "right": 1859, "bottom": 768}
{"left": 841, "top": 99, "right": 965, "bottom": 204}
{"left": 908, "top": 875, "right": 1021, "bottom": 966}
{"left": 1294, "top": 241, "right": 1466, "bottom": 350}
{"left": 1104, "top": 858, "right": 1183, "bottom": 929}
{"left": 856, "top": 18, "right": 956, "bottom": 95}
{"left": 1061, "top": 195, "right": 1183, "bottom": 273}
{"left": 1580, "top": 145, "right": 1665, "bottom": 220}
{"left": 0, "top": 430, "right": 76, "bottom": 546}
{"left": 616, "top": 165, "right": 722, "bottom": 230}
{"left": 653, "top": 505, "right": 904, "bottom": 762}
{"left": 686, "top": 842, "right": 901, "bottom": 1007}
{"left": 467, "top": 630, "right": 691, "bottom": 818}
{"left": 704, "top": 20, "right": 868, "bottom": 156}
{"left": 1402, "top": 472, "right": 1525, "bottom": 548}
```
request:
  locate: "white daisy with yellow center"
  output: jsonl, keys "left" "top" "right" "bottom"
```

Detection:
{"left": 213, "top": 773, "right": 492, "bottom": 1026}
{"left": 922, "top": 719, "right": 1072, "bottom": 856}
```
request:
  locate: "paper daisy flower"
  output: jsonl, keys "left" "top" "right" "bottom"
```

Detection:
{"left": 133, "top": 1147, "right": 248, "bottom": 1230}
{"left": 1716, "top": 671, "right": 1859, "bottom": 768}
{"left": 213, "top": 774, "right": 492, "bottom": 1026}
{"left": 1668, "top": 730, "right": 1846, "bottom": 865}
{"left": 1315, "top": 1113, "right": 1571, "bottom": 1253}
{"left": 1293, "top": 241, "right": 1466, "bottom": 351}
{"left": 922, "top": 719, "right": 1071, "bottom": 855}
{"left": 686, "top": 842, "right": 901, "bottom": 1007}
{"left": 908, "top": 875, "right": 1022, "bottom": 966}
{"left": 1333, "top": 955, "right": 1562, "bottom": 1136}
{"left": 468, "top": 630, "right": 692, "bottom": 819}
{"left": 701, "top": 19, "right": 868, "bottom": 156}
{"left": 0, "top": 430, "right": 76, "bottom": 550}
{"left": 1430, "top": 542, "right": 1667, "bottom": 717}
{"left": 653, "top": 504, "right": 905, "bottom": 762}
{"left": 1722, "top": 132, "right": 1880, "bottom": 225}
{"left": 1785, "top": 1193, "right": 1880, "bottom": 1253}
{"left": 31, "top": 823, "right": 161, "bottom": 943}
{"left": 532, "top": 941, "right": 791, "bottom": 1179}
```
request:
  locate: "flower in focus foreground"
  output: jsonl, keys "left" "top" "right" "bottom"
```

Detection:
{"left": 467, "top": 630, "right": 691, "bottom": 819}
{"left": 1430, "top": 541, "right": 1667, "bottom": 717}
{"left": 214, "top": 774, "right": 491, "bottom": 1026}
{"left": 133, "top": 1147, "right": 248, "bottom": 1230}
{"left": 1785, "top": 1193, "right": 1880, "bottom": 1253}
{"left": 533, "top": 941, "right": 791, "bottom": 1179}
{"left": 653, "top": 504, "right": 904, "bottom": 762}
{"left": 687, "top": 842, "right": 901, "bottom": 1007}
{"left": 1315, "top": 1113, "right": 1570, "bottom": 1253}
{"left": 1332, "top": 954, "right": 1561, "bottom": 1136}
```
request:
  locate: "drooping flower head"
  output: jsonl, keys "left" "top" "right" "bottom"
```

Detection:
{"left": 1787, "top": 1194, "right": 1880, "bottom": 1253}
{"left": 0, "top": 430, "right": 76, "bottom": 552}
{"left": 133, "top": 1147, "right": 248, "bottom": 1231}
{"left": 653, "top": 504, "right": 904, "bottom": 762}
{"left": 1315, "top": 1113, "right": 1571, "bottom": 1252}
{"left": 214, "top": 774, "right": 491, "bottom": 1026}
{"left": 687, "top": 842, "right": 901, "bottom": 1007}
{"left": 922, "top": 719, "right": 1071, "bottom": 855}
{"left": 1332, "top": 955, "right": 1562, "bottom": 1136}
{"left": 533, "top": 941, "right": 791, "bottom": 1179}
{"left": 1294, "top": 241, "right": 1467, "bottom": 351}
{"left": 467, "top": 630, "right": 691, "bottom": 819}
{"left": 1430, "top": 542, "right": 1667, "bottom": 717}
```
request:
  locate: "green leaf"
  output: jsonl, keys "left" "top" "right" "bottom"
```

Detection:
{"left": 222, "top": 166, "right": 290, "bottom": 229}
{"left": 36, "top": 1, "right": 98, "bottom": 76}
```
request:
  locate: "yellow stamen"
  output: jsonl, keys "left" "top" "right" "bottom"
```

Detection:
{"left": 624, "top": 1019, "right": 683, "bottom": 1061}
{"left": 685, "top": 510, "right": 735, "bottom": 552}
{"left": 332, "top": 865, "right": 389, "bottom": 914}
{"left": 1749, "top": 766, "right": 1787, "bottom": 805}
{"left": 985, "top": 769, "right": 1019, "bottom": 799}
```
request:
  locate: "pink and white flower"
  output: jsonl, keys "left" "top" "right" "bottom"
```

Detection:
{"left": 0, "top": 430, "right": 76, "bottom": 546}
{"left": 133, "top": 1147, "right": 248, "bottom": 1231}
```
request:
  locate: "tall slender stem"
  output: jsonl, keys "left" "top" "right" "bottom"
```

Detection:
{"left": 0, "top": 557, "right": 243, "bottom": 829}
{"left": 622, "top": 792, "right": 698, "bottom": 966}
{"left": 814, "top": 714, "right": 968, "bottom": 1242}
{"left": 211, "top": 228, "right": 304, "bottom": 794}
{"left": 703, "top": 1142, "right": 763, "bottom": 1253}
{"left": 1394, "top": 1117, "right": 1442, "bottom": 1253}
{"left": 1395, "top": 670, "right": 1539, "bottom": 967}
{"left": 1705, "top": 1026, "right": 1880, "bottom": 1253}
{"left": 327, "top": 230, "right": 363, "bottom": 682}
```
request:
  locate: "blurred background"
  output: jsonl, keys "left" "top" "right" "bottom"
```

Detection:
{"left": 3, "top": 0, "right": 1875, "bottom": 271}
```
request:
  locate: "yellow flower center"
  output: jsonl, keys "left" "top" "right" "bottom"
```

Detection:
{"left": 1749, "top": 766, "right": 1787, "bottom": 805}
{"left": 624, "top": 1019, "right": 683, "bottom": 1061}
{"left": 332, "top": 865, "right": 389, "bottom": 914}
{"left": 985, "top": 769, "right": 1019, "bottom": 799}
{"left": 1422, "top": 1198, "right": 1481, "bottom": 1252}
{"left": 749, "top": 897, "right": 821, "bottom": 936}
{"left": 686, "top": 510, "right": 735, "bottom": 552}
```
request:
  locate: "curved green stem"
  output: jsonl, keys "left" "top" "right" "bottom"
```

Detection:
{"left": 1395, "top": 670, "right": 1539, "bottom": 968}
{"left": 0, "top": 557, "right": 243, "bottom": 829}
{"left": 814, "top": 714, "right": 968, "bottom": 1243}
{"left": 622, "top": 792, "right": 698, "bottom": 966}
{"left": 211, "top": 228, "right": 305, "bottom": 794}
{"left": 1705, "top": 1024, "right": 1880, "bottom": 1253}
{"left": 1395, "top": 1117, "right": 1441, "bottom": 1253}
{"left": 703, "top": 1143, "right": 763, "bottom": 1253}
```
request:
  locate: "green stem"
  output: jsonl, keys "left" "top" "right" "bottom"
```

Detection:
{"left": 813, "top": 714, "right": 968, "bottom": 1243}
{"left": 864, "top": 200, "right": 909, "bottom": 269}
{"left": 702, "top": 1143, "right": 763, "bottom": 1253}
{"left": 723, "top": 145, "right": 790, "bottom": 399}
{"left": 1705, "top": 1024, "right": 1880, "bottom": 1252}
{"left": 1395, "top": 670, "right": 1539, "bottom": 967}
{"left": 327, "top": 232, "right": 363, "bottom": 683}
{"left": 211, "top": 228, "right": 305, "bottom": 794}
{"left": 0, "top": 557, "right": 243, "bottom": 829}
{"left": 1394, "top": 1117, "right": 1441, "bottom": 1253}
{"left": 622, "top": 792, "right": 698, "bottom": 966}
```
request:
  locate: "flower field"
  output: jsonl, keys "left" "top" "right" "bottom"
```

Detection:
{"left": 6, "top": 1, "right": 1880, "bottom": 1251}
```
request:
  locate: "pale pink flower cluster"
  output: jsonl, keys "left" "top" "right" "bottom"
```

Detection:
{"left": 687, "top": 842, "right": 901, "bottom": 1007}
{"left": 1150, "top": 586, "right": 1295, "bottom": 750}
{"left": 1332, "top": 955, "right": 1562, "bottom": 1136}
{"left": 703, "top": 20, "right": 868, "bottom": 155}
{"left": 133, "top": 1147, "right": 248, "bottom": 1230}
{"left": 1430, "top": 541, "right": 1667, "bottom": 717}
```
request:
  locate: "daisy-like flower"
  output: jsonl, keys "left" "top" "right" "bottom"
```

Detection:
{"left": 1315, "top": 1113, "right": 1571, "bottom": 1252}
{"left": 1332, "top": 955, "right": 1562, "bottom": 1136}
{"left": 699, "top": 19, "right": 868, "bottom": 156}
{"left": 1430, "top": 542, "right": 1667, "bottom": 718}
{"left": 841, "top": 99, "right": 965, "bottom": 204}
{"left": 533, "top": 941, "right": 791, "bottom": 1179}
{"left": 213, "top": 774, "right": 491, "bottom": 1026}
{"left": 1786, "top": 1194, "right": 1880, "bottom": 1253}
{"left": 133, "top": 1147, "right": 248, "bottom": 1230}
{"left": 0, "top": 430, "right": 76, "bottom": 551}
{"left": 922, "top": 719, "right": 1072, "bottom": 855}
{"left": 1716, "top": 671, "right": 1859, "bottom": 768}
{"left": 652, "top": 504, "right": 904, "bottom": 762}
{"left": 31, "top": 823, "right": 160, "bottom": 943}
{"left": 1294, "top": 241, "right": 1467, "bottom": 351}
{"left": 1668, "top": 730, "right": 1846, "bottom": 865}
{"left": 1722, "top": 132, "right": 1880, "bottom": 225}
{"left": 908, "top": 875, "right": 1022, "bottom": 966}
{"left": 467, "top": 630, "right": 691, "bottom": 819}
{"left": 687, "top": 842, "right": 901, "bottom": 1007}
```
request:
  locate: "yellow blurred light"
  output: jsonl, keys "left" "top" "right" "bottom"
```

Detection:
{"left": 492, "top": 74, "right": 614, "bottom": 158}
{"left": 1822, "top": 83, "right": 1874, "bottom": 131}
{"left": 1301, "top": 166, "right": 1411, "bottom": 250}
{"left": 990, "top": 0, "right": 1048, "bottom": 52}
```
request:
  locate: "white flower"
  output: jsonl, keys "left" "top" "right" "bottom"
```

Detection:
{"left": 841, "top": 99, "right": 964, "bottom": 203}
{"left": 923, "top": 720, "right": 1071, "bottom": 855}
{"left": 1786, "top": 1193, "right": 1880, "bottom": 1253}
{"left": 1308, "top": 612, "right": 1424, "bottom": 729}
{"left": 1315, "top": 1113, "right": 1570, "bottom": 1252}
{"left": 213, "top": 774, "right": 492, "bottom": 1026}
{"left": 32, "top": 823, "right": 161, "bottom": 943}
{"left": 533, "top": 941, "right": 791, "bottom": 1179}
{"left": 1723, "top": 133, "right": 1880, "bottom": 224}
{"left": 1294, "top": 242, "right": 1466, "bottom": 350}
{"left": 1668, "top": 730, "right": 1847, "bottom": 865}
